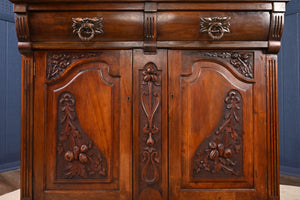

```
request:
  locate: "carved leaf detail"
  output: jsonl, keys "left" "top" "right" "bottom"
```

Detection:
{"left": 200, "top": 17, "right": 231, "bottom": 33}
{"left": 47, "top": 53, "right": 98, "bottom": 80}
{"left": 200, "top": 17, "right": 231, "bottom": 40}
{"left": 56, "top": 92, "right": 108, "bottom": 179}
{"left": 204, "top": 52, "right": 254, "bottom": 79}
{"left": 193, "top": 90, "right": 243, "bottom": 178}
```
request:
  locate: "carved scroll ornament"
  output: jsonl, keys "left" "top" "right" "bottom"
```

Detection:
{"left": 193, "top": 90, "right": 243, "bottom": 178}
{"left": 140, "top": 62, "right": 161, "bottom": 185}
{"left": 200, "top": 17, "right": 231, "bottom": 40}
{"left": 204, "top": 51, "right": 254, "bottom": 79}
{"left": 57, "top": 92, "right": 108, "bottom": 179}
{"left": 47, "top": 52, "right": 97, "bottom": 80}
{"left": 72, "top": 17, "right": 104, "bottom": 41}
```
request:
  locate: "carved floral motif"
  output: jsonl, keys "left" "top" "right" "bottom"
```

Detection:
{"left": 193, "top": 90, "right": 243, "bottom": 178}
{"left": 47, "top": 53, "right": 97, "bottom": 80}
{"left": 204, "top": 52, "right": 254, "bottom": 79}
{"left": 57, "top": 92, "right": 107, "bottom": 179}
{"left": 72, "top": 18, "right": 104, "bottom": 41}
{"left": 200, "top": 17, "right": 231, "bottom": 40}
{"left": 140, "top": 62, "right": 161, "bottom": 185}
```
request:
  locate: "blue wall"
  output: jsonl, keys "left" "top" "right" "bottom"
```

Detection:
{"left": 0, "top": 0, "right": 21, "bottom": 172}
{"left": 278, "top": 0, "right": 300, "bottom": 177}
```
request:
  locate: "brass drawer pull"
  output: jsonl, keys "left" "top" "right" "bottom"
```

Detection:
{"left": 200, "top": 17, "right": 231, "bottom": 40}
{"left": 72, "top": 17, "right": 104, "bottom": 41}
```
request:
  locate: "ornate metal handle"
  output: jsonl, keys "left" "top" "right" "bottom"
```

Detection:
{"left": 72, "top": 17, "right": 104, "bottom": 41}
{"left": 200, "top": 17, "right": 231, "bottom": 40}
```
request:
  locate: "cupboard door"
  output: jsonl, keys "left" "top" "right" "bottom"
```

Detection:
{"left": 169, "top": 50, "right": 267, "bottom": 200}
{"left": 33, "top": 50, "right": 132, "bottom": 200}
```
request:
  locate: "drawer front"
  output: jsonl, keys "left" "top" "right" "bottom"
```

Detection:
{"left": 157, "top": 11, "right": 270, "bottom": 41}
{"left": 28, "top": 11, "right": 269, "bottom": 43}
{"left": 29, "top": 11, "right": 144, "bottom": 42}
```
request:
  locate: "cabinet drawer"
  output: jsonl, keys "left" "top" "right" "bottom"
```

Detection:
{"left": 157, "top": 11, "right": 270, "bottom": 41}
{"left": 29, "top": 11, "right": 144, "bottom": 42}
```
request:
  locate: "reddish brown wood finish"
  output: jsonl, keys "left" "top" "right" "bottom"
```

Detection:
{"left": 20, "top": 55, "right": 34, "bottom": 200}
{"left": 266, "top": 55, "right": 280, "bottom": 200}
{"left": 133, "top": 49, "right": 168, "bottom": 200}
{"left": 33, "top": 50, "right": 132, "bottom": 200}
{"left": 157, "top": 11, "right": 270, "bottom": 41}
{"left": 29, "top": 12, "right": 144, "bottom": 42}
{"left": 11, "top": 1, "right": 287, "bottom": 200}
{"left": 168, "top": 50, "right": 268, "bottom": 199}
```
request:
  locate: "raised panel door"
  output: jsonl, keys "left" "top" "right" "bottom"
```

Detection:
{"left": 168, "top": 50, "right": 268, "bottom": 200}
{"left": 33, "top": 50, "right": 132, "bottom": 200}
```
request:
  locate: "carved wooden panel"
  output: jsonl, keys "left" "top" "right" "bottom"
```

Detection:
{"left": 133, "top": 49, "right": 167, "bottom": 200}
{"left": 33, "top": 51, "right": 132, "bottom": 200}
{"left": 168, "top": 50, "right": 259, "bottom": 200}
{"left": 46, "top": 52, "right": 98, "bottom": 80}
{"left": 138, "top": 62, "right": 162, "bottom": 198}
{"left": 56, "top": 92, "right": 108, "bottom": 180}
{"left": 140, "top": 62, "right": 161, "bottom": 185}
{"left": 204, "top": 51, "right": 254, "bottom": 79}
{"left": 193, "top": 89, "right": 243, "bottom": 178}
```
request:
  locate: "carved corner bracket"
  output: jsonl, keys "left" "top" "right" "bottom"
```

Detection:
{"left": 57, "top": 92, "right": 108, "bottom": 179}
{"left": 193, "top": 89, "right": 243, "bottom": 178}
{"left": 268, "top": 2, "right": 286, "bottom": 53}
{"left": 14, "top": 5, "right": 32, "bottom": 54}
{"left": 200, "top": 17, "right": 230, "bottom": 40}
{"left": 46, "top": 52, "right": 98, "bottom": 80}
{"left": 204, "top": 51, "right": 254, "bottom": 79}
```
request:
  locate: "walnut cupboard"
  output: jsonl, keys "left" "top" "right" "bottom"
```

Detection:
{"left": 9, "top": 0, "right": 288, "bottom": 199}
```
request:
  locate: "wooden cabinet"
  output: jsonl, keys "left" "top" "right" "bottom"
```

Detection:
{"left": 10, "top": 0, "right": 288, "bottom": 200}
